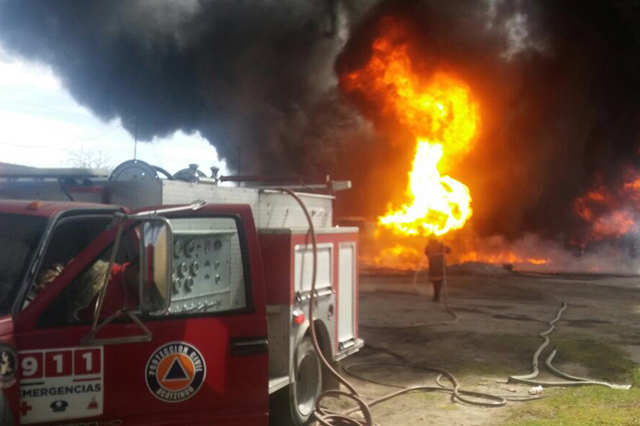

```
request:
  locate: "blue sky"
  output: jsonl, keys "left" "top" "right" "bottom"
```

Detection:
{"left": 0, "top": 46, "right": 227, "bottom": 175}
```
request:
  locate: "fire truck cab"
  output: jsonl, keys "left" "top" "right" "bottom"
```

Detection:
{"left": 0, "top": 160, "right": 362, "bottom": 425}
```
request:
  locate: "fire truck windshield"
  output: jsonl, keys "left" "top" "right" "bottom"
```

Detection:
{"left": 0, "top": 213, "right": 47, "bottom": 315}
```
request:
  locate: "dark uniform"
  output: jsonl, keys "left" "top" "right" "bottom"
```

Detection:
{"left": 425, "top": 239, "right": 451, "bottom": 302}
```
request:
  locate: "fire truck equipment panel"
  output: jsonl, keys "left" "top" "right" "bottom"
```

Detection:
{"left": 168, "top": 217, "right": 246, "bottom": 314}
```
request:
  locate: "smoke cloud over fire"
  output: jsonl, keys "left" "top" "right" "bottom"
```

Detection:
{"left": 0, "top": 0, "right": 377, "bottom": 175}
{"left": 337, "top": 0, "right": 640, "bottom": 271}
{"left": 0, "top": 1, "right": 638, "bottom": 271}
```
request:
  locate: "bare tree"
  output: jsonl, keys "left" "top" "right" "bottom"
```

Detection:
{"left": 67, "top": 147, "right": 113, "bottom": 170}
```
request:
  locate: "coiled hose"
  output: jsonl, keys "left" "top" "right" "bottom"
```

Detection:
{"left": 278, "top": 189, "right": 535, "bottom": 426}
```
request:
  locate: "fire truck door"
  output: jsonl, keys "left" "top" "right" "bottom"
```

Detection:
{"left": 13, "top": 206, "right": 269, "bottom": 426}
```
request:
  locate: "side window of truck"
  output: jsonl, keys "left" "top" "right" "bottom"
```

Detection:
{"left": 36, "top": 224, "right": 140, "bottom": 328}
{"left": 167, "top": 217, "right": 250, "bottom": 315}
{"left": 24, "top": 217, "right": 113, "bottom": 308}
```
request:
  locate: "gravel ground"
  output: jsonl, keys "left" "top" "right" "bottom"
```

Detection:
{"left": 325, "top": 266, "right": 640, "bottom": 425}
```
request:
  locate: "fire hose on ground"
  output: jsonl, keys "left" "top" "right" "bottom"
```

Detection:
{"left": 279, "top": 189, "right": 535, "bottom": 426}
{"left": 280, "top": 189, "right": 628, "bottom": 425}
{"left": 508, "top": 302, "right": 631, "bottom": 390}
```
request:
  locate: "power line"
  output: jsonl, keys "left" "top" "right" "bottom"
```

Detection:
{"left": 0, "top": 99, "right": 97, "bottom": 120}
{"left": 0, "top": 140, "right": 62, "bottom": 149}
{"left": 76, "top": 114, "right": 137, "bottom": 142}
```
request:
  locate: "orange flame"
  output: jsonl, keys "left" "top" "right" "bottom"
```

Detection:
{"left": 574, "top": 168, "right": 640, "bottom": 241}
{"left": 590, "top": 211, "right": 636, "bottom": 239}
{"left": 342, "top": 20, "right": 479, "bottom": 237}
{"left": 358, "top": 231, "right": 553, "bottom": 272}
{"left": 456, "top": 251, "right": 549, "bottom": 266}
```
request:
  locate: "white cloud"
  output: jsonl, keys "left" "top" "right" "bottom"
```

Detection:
{"left": 0, "top": 48, "right": 226, "bottom": 176}
{"left": 0, "top": 47, "right": 61, "bottom": 92}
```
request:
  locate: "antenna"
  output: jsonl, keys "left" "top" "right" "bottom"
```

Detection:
{"left": 134, "top": 115, "right": 139, "bottom": 160}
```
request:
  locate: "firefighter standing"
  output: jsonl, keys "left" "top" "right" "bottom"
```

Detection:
{"left": 425, "top": 238, "right": 451, "bottom": 302}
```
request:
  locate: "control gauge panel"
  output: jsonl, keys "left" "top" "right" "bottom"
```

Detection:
{"left": 167, "top": 217, "right": 246, "bottom": 314}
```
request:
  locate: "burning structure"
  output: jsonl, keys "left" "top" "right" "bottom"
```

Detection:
{"left": 338, "top": 18, "right": 480, "bottom": 269}
{"left": 336, "top": 1, "right": 640, "bottom": 273}
{"left": 341, "top": 19, "right": 479, "bottom": 238}
{"left": 0, "top": 0, "right": 638, "bottom": 273}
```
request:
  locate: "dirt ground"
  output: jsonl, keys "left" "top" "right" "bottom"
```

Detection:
{"left": 332, "top": 264, "right": 640, "bottom": 425}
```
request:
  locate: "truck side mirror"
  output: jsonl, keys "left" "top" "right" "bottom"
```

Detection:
{"left": 140, "top": 219, "right": 173, "bottom": 314}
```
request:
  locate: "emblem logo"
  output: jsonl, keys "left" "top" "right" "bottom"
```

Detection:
{"left": 0, "top": 343, "right": 17, "bottom": 389}
{"left": 50, "top": 400, "right": 68, "bottom": 413}
{"left": 145, "top": 342, "right": 206, "bottom": 403}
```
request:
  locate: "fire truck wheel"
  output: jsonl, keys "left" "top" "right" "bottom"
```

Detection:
{"left": 292, "top": 337, "right": 322, "bottom": 425}
{"left": 271, "top": 337, "right": 322, "bottom": 426}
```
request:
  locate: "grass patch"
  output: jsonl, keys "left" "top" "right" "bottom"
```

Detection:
{"left": 464, "top": 333, "right": 542, "bottom": 376}
{"left": 503, "top": 387, "right": 640, "bottom": 426}
{"left": 388, "top": 331, "right": 640, "bottom": 386}
{"left": 437, "top": 332, "right": 638, "bottom": 383}
{"left": 412, "top": 391, "right": 439, "bottom": 402}
{"left": 396, "top": 332, "right": 543, "bottom": 377}
{"left": 617, "top": 329, "right": 640, "bottom": 346}
{"left": 552, "top": 338, "right": 638, "bottom": 384}
{"left": 499, "top": 336, "right": 640, "bottom": 425}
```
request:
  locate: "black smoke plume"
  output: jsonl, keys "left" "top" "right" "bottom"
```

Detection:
{"left": 0, "top": 0, "right": 638, "bottom": 246}
{"left": 0, "top": 0, "right": 377, "bottom": 174}
{"left": 338, "top": 0, "right": 640, "bottom": 245}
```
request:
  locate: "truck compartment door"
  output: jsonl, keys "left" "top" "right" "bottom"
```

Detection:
{"left": 338, "top": 242, "right": 357, "bottom": 347}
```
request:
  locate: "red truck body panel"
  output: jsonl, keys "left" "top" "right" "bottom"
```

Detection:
{"left": 3, "top": 203, "right": 269, "bottom": 425}
{"left": 0, "top": 178, "right": 361, "bottom": 426}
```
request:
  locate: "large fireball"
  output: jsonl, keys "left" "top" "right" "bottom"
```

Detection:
{"left": 341, "top": 20, "right": 480, "bottom": 237}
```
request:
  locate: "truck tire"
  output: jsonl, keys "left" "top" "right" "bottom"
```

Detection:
{"left": 270, "top": 337, "right": 322, "bottom": 426}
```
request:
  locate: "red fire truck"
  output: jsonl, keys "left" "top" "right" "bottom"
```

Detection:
{"left": 0, "top": 160, "right": 362, "bottom": 425}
